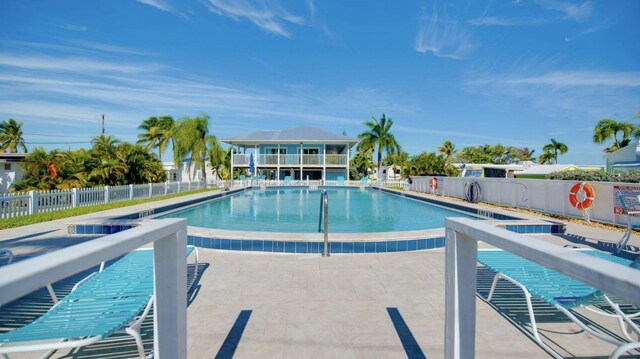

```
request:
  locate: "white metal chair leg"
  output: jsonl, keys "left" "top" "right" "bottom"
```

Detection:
{"left": 125, "top": 327, "right": 146, "bottom": 359}
{"left": 556, "top": 306, "right": 624, "bottom": 346}
{"left": 609, "top": 341, "right": 640, "bottom": 359}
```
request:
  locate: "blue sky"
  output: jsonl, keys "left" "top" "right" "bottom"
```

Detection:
{"left": 0, "top": 0, "right": 638, "bottom": 165}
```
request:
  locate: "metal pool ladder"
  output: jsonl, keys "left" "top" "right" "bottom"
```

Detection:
{"left": 318, "top": 190, "right": 329, "bottom": 256}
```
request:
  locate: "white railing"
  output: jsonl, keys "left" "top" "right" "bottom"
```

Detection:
{"left": 410, "top": 176, "right": 640, "bottom": 225}
{"left": 325, "top": 154, "right": 348, "bottom": 165}
{"left": 232, "top": 154, "right": 349, "bottom": 167}
{"left": 0, "top": 219, "right": 188, "bottom": 358}
{"left": 0, "top": 181, "right": 205, "bottom": 219}
{"left": 444, "top": 218, "right": 640, "bottom": 358}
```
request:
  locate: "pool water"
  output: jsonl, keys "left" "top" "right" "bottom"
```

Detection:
{"left": 161, "top": 188, "right": 474, "bottom": 233}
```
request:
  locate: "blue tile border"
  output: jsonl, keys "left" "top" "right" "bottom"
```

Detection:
{"left": 187, "top": 235, "right": 446, "bottom": 254}
{"left": 499, "top": 223, "right": 565, "bottom": 235}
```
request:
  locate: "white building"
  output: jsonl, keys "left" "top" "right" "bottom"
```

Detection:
{"left": 604, "top": 140, "right": 640, "bottom": 173}
{"left": 0, "top": 153, "right": 27, "bottom": 193}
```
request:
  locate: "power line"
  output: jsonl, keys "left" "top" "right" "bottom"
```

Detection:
{"left": 24, "top": 133, "right": 91, "bottom": 138}
{"left": 25, "top": 141, "right": 92, "bottom": 144}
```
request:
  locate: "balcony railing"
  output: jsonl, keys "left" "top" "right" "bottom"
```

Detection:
{"left": 232, "top": 154, "right": 349, "bottom": 166}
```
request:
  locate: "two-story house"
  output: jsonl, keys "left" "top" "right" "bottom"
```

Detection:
{"left": 223, "top": 126, "right": 357, "bottom": 181}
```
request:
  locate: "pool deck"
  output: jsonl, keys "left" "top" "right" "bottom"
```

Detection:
{"left": 1, "top": 187, "right": 639, "bottom": 358}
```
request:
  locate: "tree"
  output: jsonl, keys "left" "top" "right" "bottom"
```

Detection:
{"left": 173, "top": 114, "right": 211, "bottom": 183}
{"left": 593, "top": 119, "right": 635, "bottom": 153}
{"left": 207, "top": 135, "right": 227, "bottom": 180}
{"left": 349, "top": 150, "right": 375, "bottom": 180}
{"left": 538, "top": 151, "right": 554, "bottom": 165}
{"left": 382, "top": 151, "right": 409, "bottom": 179}
{"left": 137, "top": 116, "right": 175, "bottom": 161}
{"left": 0, "top": 119, "right": 27, "bottom": 153}
{"left": 542, "top": 138, "right": 568, "bottom": 164}
{"left": 357, "top": 114, "right": 401, "bottom": 180}
{"left": 437, "top": 140, "right": 456, "bottom": 160}
{"left": 402, "top": 152, "right": 458, "bottom": 178}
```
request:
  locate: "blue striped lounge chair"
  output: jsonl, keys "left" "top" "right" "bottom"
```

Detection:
{"left": 477, "top": 249, "right": 640, "bottom": 359}
{"left": 0, "top": 246, "right": 198, "bottom": 358}
{"left": 360, "top": 177, "right": 369, "bottom": 186}
{"left": 336, "top": 176, "right": 345, "bottom": 185}
{"left": 374, "top": 179, "right": 384, "bottom": 186}
{"left": 283, "top": 176, "right": 292, "bottom": 185}
{"left": 615, "top": 190, "right": 640, "bottom": 253}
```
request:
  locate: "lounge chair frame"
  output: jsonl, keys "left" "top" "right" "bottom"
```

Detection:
{"left": 0, "top": 246, "right": 198, "bottom": 359}
{"left": 479, "top": 249, "right": 640, "bottom": 359}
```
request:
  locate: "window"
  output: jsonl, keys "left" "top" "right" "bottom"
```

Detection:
{"left": 268, "top": 148, "right": 286, "bottom": 154}
{"left": 303, "top": 148, "right": 319, "bottom": 155}
{"left": 3, "top": 163, "right": 10, "bottom": 171}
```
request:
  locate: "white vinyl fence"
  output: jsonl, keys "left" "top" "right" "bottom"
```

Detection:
{"left": 1, "top": 181, "right": 205, "bottom": 219}
{"left": 410, "top": 176, "right": 634, "bottom": 225}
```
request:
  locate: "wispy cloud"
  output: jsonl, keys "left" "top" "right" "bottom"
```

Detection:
{"left": 468, "top": 16, "right": 546, "bottom": 26}
{"left": 203, "top": 0, "right": 305, "bottom": 38}
{"left": 415, "top": 3, "right": 476, "bottom": 60}
{"left": 563, "top": 22, "right": 607, "bottom": 42}
{"left": 135, "top": 0, "right": 188, "bottom": 19}
{"left": 60, "top": 24, "right": 88, "bottom": 32}
{"left": 506, "top": 71, "right": 640, "bottom": 87}
{"left": 0, "top": 54, "right": 164, "bottom": 74}
{"left": 536, "top": 0, "right": 594, "bottom": 22}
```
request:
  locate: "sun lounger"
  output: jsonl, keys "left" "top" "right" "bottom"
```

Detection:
{"left": 477, "top": 249, "right": 640, "bottom": 359}
{"left": 0, "top": 246, "right": 198, "bottom": 358}
{"left": 615, "top": 190, "right": 640, "bottom": 252}
{"left": 360, "top": 177, "right": 369, "bottom": 186}
{"left": 283, "top": 176, "right": 292, "bottom": 185}
{"left": 336, "top": 176, "right": 345, "bottom": 185}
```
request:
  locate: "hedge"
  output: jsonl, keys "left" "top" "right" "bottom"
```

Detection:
{"left": 547, "top": 169, "right": 640, "bottom": 183}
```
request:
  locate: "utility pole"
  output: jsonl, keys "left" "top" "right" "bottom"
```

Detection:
{"left": 100, "top": 114, "right": 105, "bottom": 136}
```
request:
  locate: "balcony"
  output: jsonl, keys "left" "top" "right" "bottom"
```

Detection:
{"left": 231, "top": 154, "right": 349, "bottom": 166}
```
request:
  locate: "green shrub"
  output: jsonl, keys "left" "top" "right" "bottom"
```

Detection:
{"left": 547, "top": 169, "right": 640, "bottom": 183}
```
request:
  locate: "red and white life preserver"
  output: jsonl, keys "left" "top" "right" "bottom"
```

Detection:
{"left": 429, "top": 177, "right": 438, "bottom": 191}
{"left": 568, "top": 182, "right": 595, "bottom": 210}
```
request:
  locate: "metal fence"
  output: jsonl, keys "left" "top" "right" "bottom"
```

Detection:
{"left": 0, "top": 181, "right": 205, "bottom": 219}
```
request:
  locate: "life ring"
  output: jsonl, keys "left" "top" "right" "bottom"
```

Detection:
{"left": 569, "top": 182, "right": 595, "bottom": 210}
{"left": 429, "top": 177, "right": 438, "bottom": 191}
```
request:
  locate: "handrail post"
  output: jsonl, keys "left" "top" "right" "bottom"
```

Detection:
{"left": 322, "top": 191, "right": 329, "bottom": 257}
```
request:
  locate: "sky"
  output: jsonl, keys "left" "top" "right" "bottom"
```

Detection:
{"left": 0, "top": 0, "right": 638, "bottom": 165}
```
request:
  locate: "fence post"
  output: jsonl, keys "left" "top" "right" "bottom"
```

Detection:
{"left": 177, "top": 181, "right": 181, "bottom": 193}
{"left": 188, "top": 181, "right": 191, "bottom": 191}
{"left": 28, "top": 190, "right": 38, "bottom": 215}
{"left": 165, "top": 182, "right": 169, "bottom": 196}
{"left": 72, "top": 188, "right": 78, "bottom": 208}
{"left": 129, "top": 184, "right": 134, "bottom": 200}
{"left": 444, "top": 226, "right": 477, "bottom": 359}
{"left": 104, "top": 186, "right": 110, "bottom": 204}
{"left": 149, "top": 183, "right": 153, "bottom": 198}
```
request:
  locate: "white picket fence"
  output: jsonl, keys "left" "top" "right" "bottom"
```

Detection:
{"left": 226, "top": 178, "right": 407, "bottom": 188}
{"left": 410, "top": 176, "right": 634, "bottom": 226}
{"left": 0, "top": 181, "right": 205, "bottom": 219}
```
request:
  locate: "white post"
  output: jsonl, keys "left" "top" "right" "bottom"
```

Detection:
{"left": 165, "top": 182, "right": 169, "bottom": 196}
{"left": 177, "top": 181, "right": 181, "bottom": 193}
{"left": 129, "top": 184, "right": 134, "bottom": 200}
{"left": 72, "top": 188, "right": 78, "bottom": 208}
{"left": 149, "top": 183, "right": 153, "bottom": 198}
{"left": 188, "top": 181, "right": 191, "bottom": 191}
{"left": 153, "top": 227, "right": 188, "bottom": 359}
{"left": 104, "top": 186, "right": 110, "bottom": 204}
{"left": 444, "top": 226, "right": 477, "bottom": 359}
{"left": 28, "top": 190, "right": 38, "bottom": 215}
{"left": 346, "top": 143, "right": 350, "bottom": 180}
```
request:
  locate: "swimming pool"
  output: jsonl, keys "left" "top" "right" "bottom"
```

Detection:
{"left": 161, "top": 187, "right": 474, "bottom": 233}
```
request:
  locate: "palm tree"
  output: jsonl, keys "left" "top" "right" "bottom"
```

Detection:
{"left": 382, "top": 151, "right": 408, "bottom": 180}
{"left": 0, "top": 119, "right": 27, "bottom": 153}
{"left": 542, "top": 138, "right": 568, "bottom": 164}
{"left": 538, "top": 151, "right": 554, "bottom": 165}
{"left": 207, "top": 135, "right": 227, "bottom": 180}
{"left": 173, "top": 115, "right": 211, "bottom": 183}
{"left": 357, "top": 114, "right": 401, "bottom": 180}
{"left": 437, "top": 140, "right": 456, "bottom": 160}
{"left": 593, "top": 119, "right": 635, "bottom": 152}
{"left": 137, "top": 116, "right": 174, "bottom": 161}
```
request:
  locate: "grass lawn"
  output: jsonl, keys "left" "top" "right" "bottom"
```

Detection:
{"left": 0, "top": 188, "right": 217, "bottom": 230}
{"left": 387, "top": 186, "right": 404, "bottom": 191}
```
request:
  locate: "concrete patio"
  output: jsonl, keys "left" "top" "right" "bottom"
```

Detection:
{"left": 1, "top": 189, "right": 639, "bottom": 358}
